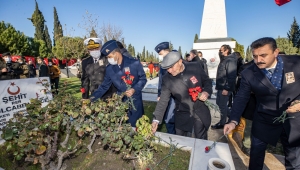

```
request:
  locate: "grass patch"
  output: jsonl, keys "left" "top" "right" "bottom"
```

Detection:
{"left": 60, "top": 77, "right": 81, "bottom": 99}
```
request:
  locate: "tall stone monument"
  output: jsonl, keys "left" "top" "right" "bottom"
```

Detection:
{"left": 193, "top": 0, "right": 236, "bottom": 78}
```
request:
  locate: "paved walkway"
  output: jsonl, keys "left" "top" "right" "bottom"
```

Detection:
{"left": 142, "top": 77, "right": 285, "bottom": 169}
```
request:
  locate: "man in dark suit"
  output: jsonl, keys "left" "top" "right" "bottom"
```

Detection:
{"left": 91, "top": 40, "right": 147, "bottom": 127}
{"left": 224, "top": 37, "right": 300, "bottom": 169}
{"left": 151, "top": 51, "right": 212, "bottom": 139}
{"left": 81, "top": 38, "right": 116, "bottom": 100}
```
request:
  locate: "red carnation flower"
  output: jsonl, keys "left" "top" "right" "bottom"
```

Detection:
{"left": 126, "top": 79, "right": 133, "bottom": 85}
{"left": 125, "top": 71, "right": 130, "bottom": 75}
{"left": 80, "top": 88, "right": 86, "bottom": 93}
{"left": 121, "top": 76, "right": 126, "bottom": 79}
{"left": 205, "top": 146, "right": 210, "bottom": 153}
{"left": 129, "top": 75, "right": 134, "bottom": 80}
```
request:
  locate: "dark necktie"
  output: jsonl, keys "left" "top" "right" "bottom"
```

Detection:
{"left": 94, "top": 59, "right": 98, "bottom": 63}
{"left": 267, "top": 68, "right": 275, "bottom": 80}
{"left": 268, "top": 68, "right": 275, "bottom": 75}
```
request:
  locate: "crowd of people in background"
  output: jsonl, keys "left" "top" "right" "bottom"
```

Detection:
{"left": 0, "top": 52, "right": 61, "bottom": 94}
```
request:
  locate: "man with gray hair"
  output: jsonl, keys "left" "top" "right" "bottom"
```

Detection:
{"left": 152, "top": 51, "right": 212, "bottom": 139}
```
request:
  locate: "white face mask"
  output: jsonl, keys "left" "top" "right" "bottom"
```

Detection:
{"left": 48, "top": 63, "right": 52, "bottom": 66}
{"left": 159, "top": 55, "right": 164, "bottom": 61}
{"left": 90, "top": 50, "right": 101, "bottom": 59}
{"left": 108, "top": 57, "right": 117, "bottom": 65}
{"left": 5, "top": 57, "right": 11, "bottom": 63}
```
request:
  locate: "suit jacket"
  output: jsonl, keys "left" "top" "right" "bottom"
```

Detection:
{"left": 91, "top": 56, "right": 147, "bottom": 127}
{"left": 153, "top": 62, "right": 212, "bottom": 132}
{"left": 39, "top": 64, "right": 49, "bottom": 77}
{"left": 230, "top": 55, "right": 300, "bottom": 146}
{"left": 81, "top": 56, "right": 116, "bottom": 99}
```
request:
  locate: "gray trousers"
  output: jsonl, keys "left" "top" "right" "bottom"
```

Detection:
{"left": 216, "top": 90, "right": 231, "bottom": 125}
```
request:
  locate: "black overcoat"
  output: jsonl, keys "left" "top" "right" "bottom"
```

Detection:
{"left": 230, "top": 55, "right": 300, "bottom": 147}
{"left": 153, "top": 62, "right": 212, "bottom": 132}
{"left": 81, "top": 56, "right": 116, "bottom": 99}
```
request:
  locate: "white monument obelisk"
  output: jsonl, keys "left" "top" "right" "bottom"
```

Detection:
{"left": 193, "top": 0, "right": 236, "bottom": 78}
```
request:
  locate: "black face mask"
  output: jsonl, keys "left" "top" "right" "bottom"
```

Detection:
{"left": 219, "top": 52, "right": 224, "bottom": 58}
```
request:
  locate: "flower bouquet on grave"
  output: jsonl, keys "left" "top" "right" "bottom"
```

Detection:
{"left": 121, "top": 71, "right": 136, "bottom": 110}
{"left": 273, "top": 100, "right": 299, "bottom": 123}
{"left": 188, "top": 86, "right": 220, "bottom": 113}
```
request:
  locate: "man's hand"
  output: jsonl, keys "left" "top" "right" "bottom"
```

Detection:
{"left": 222, "top": 89, "right": 228, "bottom": 95}
{"left": 199, "top": 91, "right": 209, "bottom": 101}
{"left": 286, "top": 100, "right": 300, "bottom": 114}
{"left": 223, "top": 123, "right": 236, "bottom": 135}
{"left": 157, "top": 97, "right": 160, "bottom": 101}
{"left": 125, "top": 88, "right": 135, "bottom": 97}
{"left": 152, "top": 121, "right": 158, "bottom": 134}
{"left": 1, "top": 68, "right": 7, "bottom": 72}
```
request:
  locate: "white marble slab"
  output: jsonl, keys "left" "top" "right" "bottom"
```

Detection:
{"left": 155, "top": 132, "right": 235, "bottom": 170}
{"left": 193, "top": 139, "right": 235, "bottom": 170}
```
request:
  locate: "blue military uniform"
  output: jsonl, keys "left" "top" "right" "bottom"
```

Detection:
{"left": 91, "top": 40, "right": 147, "bottom": 127}
{"left": 155, "top": 42, "right": 176, "bottom": 134}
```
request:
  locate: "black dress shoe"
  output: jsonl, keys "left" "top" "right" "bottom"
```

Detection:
{"left": 242, "top": 146, "right": 251, "bottom": 156}
{"left": 211, "top": 123, "right": 224, "bottom": 129}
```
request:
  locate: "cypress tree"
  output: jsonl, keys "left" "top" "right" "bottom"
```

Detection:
{"left": 132, "top": 46, "right": 135, "bottom": 57}
{"left": 53, "top": 7, "right": 63, "bottom": 46}
{"left": 103, "top": 36, "right": 108, "bottom": 43}
{"left": 169, "top": 41, "right": 173, "bottom": 51}
{"left": 28, "top": 0, "right": 46, "bottom": 41}
{"left": 178, "top": 46, "right": 182, "bottom": 56}
{"left": 121, "top": 38, "right": 126, "bottom": 48}
{"left": 90, "top": 27, "right": 98, "bottom": 37}
{"left": 142, "top": 46, "right": 145, "bottom": 61}
{"left": 44, "top": 25, "right": 52, "bottom": 51}
{"left": 194, "top": 34, "right": 199, "bottom": 43}
{"left": 245, "top": 46, "right": 252, "bottom": 62}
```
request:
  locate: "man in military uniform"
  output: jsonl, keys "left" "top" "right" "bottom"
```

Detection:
{"left": 152, "top": 52, "right": 212, "bottom": 139}
{"left": 81, "top": 38, "right": 116, "bottom": 99}
{"left": 91, "top": 40, "right": 147, "bottom": 127}
{"left": 0, "top": 52, "right": 22, "bottom": 80}
{"left": 154, "top": 42, "right": 176, "bottom": 134}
